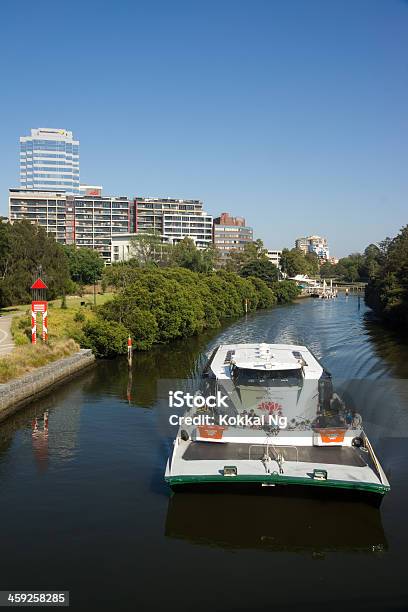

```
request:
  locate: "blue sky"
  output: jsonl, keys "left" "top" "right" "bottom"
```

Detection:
{"left": 1, "top": 0, "right": 407, "bottom": 257}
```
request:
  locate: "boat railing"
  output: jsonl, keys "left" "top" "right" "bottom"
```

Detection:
{"left": 364, "top": 435, "right": 385, "bottom": 485}
{"left": 248, "top": 444, "right": 299, "bottom": 462}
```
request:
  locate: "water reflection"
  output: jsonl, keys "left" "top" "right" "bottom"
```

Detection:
{"left": 165, "top": 492, "right": 387, "bottom": 554}
{"left": 31, "top": 411, "right": 49, "bottom": 472}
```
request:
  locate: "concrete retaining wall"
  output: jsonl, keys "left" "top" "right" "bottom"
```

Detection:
{"left": 0, "top": 349, "right": 95, "bottom": 422}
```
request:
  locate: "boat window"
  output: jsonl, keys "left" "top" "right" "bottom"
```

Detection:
{"left": 231, "top": 366, "right": 303, "bottom": 387}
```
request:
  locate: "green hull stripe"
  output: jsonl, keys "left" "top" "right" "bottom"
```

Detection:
{"left": 165, "top": 473, "right": 390, "bottom": 495}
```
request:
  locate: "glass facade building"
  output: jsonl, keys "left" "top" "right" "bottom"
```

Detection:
{"left": 20, "top": 128, "right": 80, "bottom": 194}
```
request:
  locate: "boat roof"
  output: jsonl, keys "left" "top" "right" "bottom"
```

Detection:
{"left": 208, "top": 343, "right": 324, "bottom": 380}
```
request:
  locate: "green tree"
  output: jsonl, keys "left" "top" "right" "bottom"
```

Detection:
{"left": 63, "top": 245, "right": 104, "bottom": 285}
{"left": 320, "top": 260, "right": 338, "bottom": 279}
{"left": 247, "top": 277, "right": 277, "bottom": 308}
{"left": 335, "top": 253, "right": 363, "bottom": 282}
{"left": 280, "top": 248, "right": 310, "bottom": 277}
{"left": 270, "top": 280, "right": 301, "bottom": 303}
{"left": 304, "top": 252, "right": 320, "bottom": 275}
{"left": 359, "top": 244, "right": 382, "bottom": 280}
{"left": 365, "top": 226, "right": 408, "bottom": 329}
{"left": 0, "top": 221, "right": 71, "bottom": 307}
{"left": 129, "top": 232, "right": 172, "bottom": 266}
{"left": 225, "top": 239, "right": 268, "bottom": 273}
{"left": 240, "top": 258, "right": 279, "bottom": 285}
{"left": 170, "top": 238, "right": 217, "bottom": 272}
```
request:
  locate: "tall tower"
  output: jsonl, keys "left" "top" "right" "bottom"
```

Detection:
{"left": 19, "top": 128, "right": 80, "bottom": 194}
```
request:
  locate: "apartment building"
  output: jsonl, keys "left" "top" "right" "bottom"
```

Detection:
{"left": 134, "top": 197, "right": 213, "bottom": 248}
{"left": 68, "top": 195, "right": 130, "bottom": 261}
{"left": 213, "top": 212, "right": 253, "bottom": 265}
{"left": 295, "top": 235, "right": 330, "bottom": 260}
{"left": 9, "top": 189, "right": 131, "bottom": 262}
{"left": 9, "top": 188, "right": 68, "bottom": 243}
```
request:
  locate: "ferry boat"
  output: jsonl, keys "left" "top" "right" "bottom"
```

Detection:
{"left": 165, "top": 343, "right": 390, "bottom": 503}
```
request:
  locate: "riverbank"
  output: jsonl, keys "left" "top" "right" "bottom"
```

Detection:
{"left": 0, "top": 348, "right": 95, "bottom": 423}
{"left": 2, "top": 269, "right": 301, "bottom": 375}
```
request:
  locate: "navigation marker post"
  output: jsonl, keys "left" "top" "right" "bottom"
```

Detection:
{"left": 127, "top": 336, "right": 133, "bottom": 368}
{"left": 31, "top": 277, "right": 48, "bottom": 344}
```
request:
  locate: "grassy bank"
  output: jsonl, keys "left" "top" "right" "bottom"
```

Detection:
{"left": 0, "top": 339, "right": 80, "bottom": 383}
{"left": 0, "top": 293, "right": 113, "bottom": 383}
{"left": 2, "top": 267, "right": 301, "bottom": 378}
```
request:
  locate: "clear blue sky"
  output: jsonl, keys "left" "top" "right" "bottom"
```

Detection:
{"left": 1, "top": 0, "right": 407, "bottom": 257}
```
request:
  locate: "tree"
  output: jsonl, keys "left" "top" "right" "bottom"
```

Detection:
{"left": 320, "top": 260, "right": 337, "bottom": 279}
{"left": 365, "top": 225, "right": 408, "bottom": 329}
{"left": 240, "top": 258, "right": 279, "bottom": 285}
{"left": 270, "top": 280, "right": 301, "bottom": 303}
{"left": 247, "top": 277, "right": 277, "bottom": 308}
{"left": 280, "top": 248, "right": 310, "bottom": 277}
{"left": 0, "top": 221, "right": 71, "bottom": 307}
{"left": 359, "top": 244, "right": 382, "bottom": 280}
{"left": 225, "top": 239, "right": 269, "bottom": 273}
{"left": 335, "top": 253, "right": 363, "bottom": 282}
{"left": 129, "top": 232, "right": 171, "bottom": 266}
{"left": 305, "top": 252, "right": 320, "bottom": 275}
{"left": 170, "top": 238, "right": 217, "bottom": 272}
{"left": 63, "top": 245, "right": 104, "bottom": 285}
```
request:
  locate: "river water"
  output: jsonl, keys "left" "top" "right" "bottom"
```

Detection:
{"left": 0, "top": 295, "right": 407, "bottom": 611}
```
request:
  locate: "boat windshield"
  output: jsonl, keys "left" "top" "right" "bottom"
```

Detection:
{"left": 231, "top": 366, "right": 303, "bottom": 387}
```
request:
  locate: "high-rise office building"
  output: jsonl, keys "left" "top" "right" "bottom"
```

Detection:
{"left": 19, "top": 128, "right": 80, "bottom": 194}
{"left": 213, "top": 212, "right": 253, "bottom": 265}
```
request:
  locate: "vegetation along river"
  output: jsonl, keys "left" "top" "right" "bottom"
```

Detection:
{"left": 0, "top": 294, "right": 407, "bottom": 611}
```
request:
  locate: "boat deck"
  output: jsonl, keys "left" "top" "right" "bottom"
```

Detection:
{"left": 166, "top": 439, "right": 388, "bottom": 493}
{"left": 182, "top": 442, "right": 367, "bottom": 467}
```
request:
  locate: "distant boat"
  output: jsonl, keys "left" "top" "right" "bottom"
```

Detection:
{"left": 165, "top": 343, "right": 390, "bottom": 504}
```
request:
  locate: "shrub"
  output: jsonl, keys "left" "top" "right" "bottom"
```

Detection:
{"left": 270, "top": 280, "right": 301, "bottom": 303}
{"left": 81, "top": 319, "right": 129, "bottom": 358}
{"left": 248, "top": 277, "right": 277, "bottom": 308}
{"left": 11, "top": 315, "right": 31, "bottom": 345}
{"left": 73, "top": 310, "right": 86, "bottom": 323}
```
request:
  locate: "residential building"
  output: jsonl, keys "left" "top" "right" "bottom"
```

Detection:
{"left": 213, "top": 213, "right": 253, "bottom": 265}
{"left": 295, "top": 235, "right": 330, "bottom": 260}
{"left": 295, "top": 237, "right": 310, "bottom": 253}
{"left": 133, "top": 197, "right": 213, "bottom": 248}
{"left": 19, "top": 128, "right": 80, "bottom": 194}
{"left": 9, "top": 188, "right": 68, "bottom": 243}
{"left": 266, "top": 249, "right": 282, "bottom": 269}
{"left": 68, "top": 194, "right": 130, "bottom": 261}
{"left": 9, "top": 189, "right": 131, "bottom": 262}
